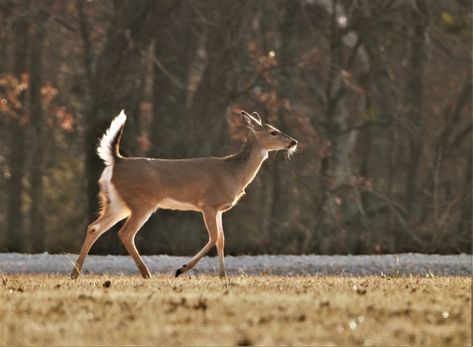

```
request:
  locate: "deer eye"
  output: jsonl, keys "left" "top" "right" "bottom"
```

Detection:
{"left": 270, "top": 131, "right": 278, "bottom": 136}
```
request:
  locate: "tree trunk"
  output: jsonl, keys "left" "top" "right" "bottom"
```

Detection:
{"left": 268, "top": 1, "right": 299, "bottom": 252}
{"left": 5, "top": 5, "right": 28, "bottom": 252}
{"left": 404, "top": 1, "right": 428, "bottom": 214}
{"left": 29, "top": 9, "right": 48, "bottom": 253}
{"left": 315, "top": 0, "right": 365, "bottom": 253}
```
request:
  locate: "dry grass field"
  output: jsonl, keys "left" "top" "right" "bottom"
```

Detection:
{"left": 0, "top": 274, "right": 470, "bottom": 346}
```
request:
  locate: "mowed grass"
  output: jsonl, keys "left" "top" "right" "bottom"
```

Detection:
{"left": 0, "top": 274, "right": 470, "bottom": 346}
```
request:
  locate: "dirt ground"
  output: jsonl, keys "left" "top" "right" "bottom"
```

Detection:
{"left": 0, "top": 274, "right": 471, "bottom": 346}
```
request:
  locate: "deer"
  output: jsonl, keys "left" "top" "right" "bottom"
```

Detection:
{"left": 71, "top": 109, "right": 298, "bottom": 279}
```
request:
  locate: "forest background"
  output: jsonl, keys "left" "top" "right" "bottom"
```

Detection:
{"left": 0, "top": 0, "right": 471, "bottom": 256}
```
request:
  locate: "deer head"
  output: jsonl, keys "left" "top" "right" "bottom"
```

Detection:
{"left": 241, "top": 110, "right": 298, "bottom": 156}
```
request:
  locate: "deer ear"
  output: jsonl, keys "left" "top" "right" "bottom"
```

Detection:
{"left": 241, "top": 110, "right": 262, "bottom": 128}
{"left": 241, "top": 111, "right": 255, "bottom": 129}
{"left": 251, "top": 112, "right": 262, "bottom": 124}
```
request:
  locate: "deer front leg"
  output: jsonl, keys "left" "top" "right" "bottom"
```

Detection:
{"left": 216, "top": 211, "right": 226, "bottom": 278}
{"left": 175, "top": 208, "right": 218, "bottom": 277}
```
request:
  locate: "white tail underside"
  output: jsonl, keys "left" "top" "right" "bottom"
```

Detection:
{"left": 99, "top": 166, "right": 130, "bottom": 219}
{"left": 97, "top": 110, "right": 127, "bottom": 166}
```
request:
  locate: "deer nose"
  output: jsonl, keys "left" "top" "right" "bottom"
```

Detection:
{"left": 289, "top": 140, "right": 298, "bottom": 147}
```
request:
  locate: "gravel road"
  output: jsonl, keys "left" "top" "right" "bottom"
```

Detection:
{"left": 0, "top": 253, "right": 470, "bottom": 276}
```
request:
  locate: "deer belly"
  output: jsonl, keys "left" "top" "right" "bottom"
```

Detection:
{"left": 158, "top": 198, "right": 201, "bottom": 212}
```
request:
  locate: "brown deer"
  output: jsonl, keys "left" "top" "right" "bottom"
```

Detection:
{"left": 71, "top": 110, "right": 297, "bottom": 279}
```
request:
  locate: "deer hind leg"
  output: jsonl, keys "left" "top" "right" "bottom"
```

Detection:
{"left": 71, "top": 175, "right": 130, "bottom": 279}
{"left": 118, "top": 210, "right": 153, "bottom": 279}
{"left": 175, "top": 208, "right": 218, "bottom": 277}
{"left": 71, "top": 208, "right": 128, "bottom": 279}
{"left": 216, "top": 211, "right": 226, "bottom": 278}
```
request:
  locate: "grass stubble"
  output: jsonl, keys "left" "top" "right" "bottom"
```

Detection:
{"left": 0, "top": 274, "right": 470, "bottom": 346}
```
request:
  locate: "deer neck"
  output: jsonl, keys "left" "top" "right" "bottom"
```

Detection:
{"left": 230, "top": 133, "right": 268, "bottom": 190}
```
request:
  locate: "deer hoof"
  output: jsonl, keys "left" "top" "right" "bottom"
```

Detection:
{"left": 175, "top": 265, "right": 186, "bottom": 277}
{"left": 71, "top": 269, "right": 80, "bottom": 279}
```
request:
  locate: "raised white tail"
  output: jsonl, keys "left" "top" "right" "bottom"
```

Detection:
{"left": 97, "top": 109, "right": 127, "bottom": 166}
